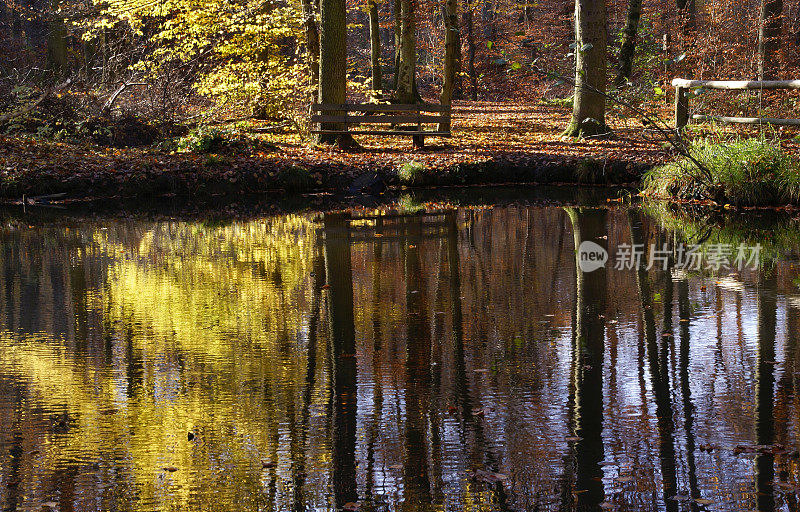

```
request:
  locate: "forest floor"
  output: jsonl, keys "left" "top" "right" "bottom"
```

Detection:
{"left": 0, "top": 100, "right": 788, "bottom": 202}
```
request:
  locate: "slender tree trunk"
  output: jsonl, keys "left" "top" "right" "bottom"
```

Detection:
{"left": 463, "top": 0, "right": 477, "bottom": 100}
{"left": 562, "top": 0, "right": 610, "bottom": 137}
{"left": 393, "top": 0, "right": 402, "bottom": 89}
{"left": 368, "top": 0, "right": 383, "bottom": 92}
{"left": 394, "top": 0, "right": 419, "bottom": 102}
{"left": 440, "top": 0, "right": 461, "bottom": 130}
{"left": 758, "top": 0, "right": 783, "bottom": 79}
{"left": 301, "top": 0, "right": 321, "bottom": 89}
{"left": 615, "top": 0, "right": 642, "bottom": 87}
{"left": 676, "top": 0, "right": 695, "bottom": 30}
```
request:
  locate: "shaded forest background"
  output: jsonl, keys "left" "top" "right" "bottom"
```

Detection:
{"left": 1, "top": 0, "right": 800, "bottom": 140}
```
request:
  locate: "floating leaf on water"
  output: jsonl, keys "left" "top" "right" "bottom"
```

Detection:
{"left": 471, "top": 469, "right": 509, "bottom": 483}
{"left": 343, "top": 502, "right": 361, "bottom": 511}
{"left": 599, "top": 502, "right": 619, "bottom": 510}
{"left": 669, "top": 495, "right": 690, "bottom": 501}
{"left": 565, "top": 436, "right": 582, "bottom": 442}
{"left": 694, "top": 498, "right": 714, "bottom": 505}
{"left": 262, "top": 461, "right": 276, "bottom": 468}
{"left": 42, "top": 502, "right": 58, "bottom": 509}
{"left": 162, "top": 466, "right": 179, "bottom": 472}
{"left": 615, "top": 476, "right": 633, "bottom": 483}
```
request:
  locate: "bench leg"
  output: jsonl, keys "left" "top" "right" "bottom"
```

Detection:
{"left": 412, "top": 134, "right": 425, "bottom": 149}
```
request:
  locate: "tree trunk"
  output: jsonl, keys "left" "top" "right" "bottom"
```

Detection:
{"left": 676, "top": 0, "right": 695, "bottom": 29}
{"left": 46, "top": 0, "right": 68, "bottom": 75}
{"left": 758, "top": 0, "right": 783, "bottom": 79}
{"left": 301, "top": 0, "right": 321, "bottom": 89}
{"left": 562, "top": 0, "right": 610, "bottom": 137}
{"left": 368, "top": 0, "right": 383, "bottom": 92}
{"left": 318, "top": 0, "right": 355, "bottom": 146}
{"left": 615, "top": 0, "right": 641, "bottom": 87}
{"left": 463, "top": 0, "right": 477, "bottom": 100}
{"left": 440, "top": 0, "right": 461, "bottom": 130}
{"left": 394, "top": 0, "right": 419, "bottom": 103}
{"left": 393, "top": 0, "right": 402, "bottom": 90}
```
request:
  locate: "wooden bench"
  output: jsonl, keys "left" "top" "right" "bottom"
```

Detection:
{"left": 311, "top": 103, "right": 451, "bottom": 148}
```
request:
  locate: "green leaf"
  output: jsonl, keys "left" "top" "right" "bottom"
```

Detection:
{"left": 486, "top": 41, "right": 494, "bottom": 49}
{"left": 511, "top": 62, "right": 522, "bottom": 70}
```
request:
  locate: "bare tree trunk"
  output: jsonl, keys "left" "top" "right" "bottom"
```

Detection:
{"left": 463, "top": 0, "right": 477, "bottom": 100}
{"left": 615, "top": 0, "right": 641, "bottom": 87}
{"left": 758, "top": 0, "right": 783, "bottom": 79}
{"left": 301, "top": 0, "right": 321, "bottom": 89}
{"left": 46, "top": 0, "right": 68, "bottom": 75}
{"left": 440, "top": 0, "right": 461, "bottom": 129}
{"left": 368, "top": 0, "right": 383, "bottom": 92}
{"left": 394, "top": 0, "right": 419, "bottom": 103}
{"left": 393, "top": 0, "right": 402, "bottom": 89}
{"left": 562, "top": 0, "right": 610, "bottom": 137}
{"left": 318, "top": 0, "right": 355, "bottom": 146}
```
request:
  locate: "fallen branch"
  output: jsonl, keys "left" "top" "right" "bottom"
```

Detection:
{"left": 0, "top": 79, "right": 72, "bottom": 124}
{"left": 101, "top": 81, "right": 147, "bottom": 116}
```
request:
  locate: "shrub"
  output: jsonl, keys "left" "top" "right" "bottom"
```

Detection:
{"left": 643, "top": 137, "right": 800, "bottom": 205}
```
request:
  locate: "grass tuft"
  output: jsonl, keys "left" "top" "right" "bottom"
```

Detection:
{"left": 397, "top": 160, "right": 429, "bottom": 186}
{"left": 643, "top": 137, "right": 800, "bottom": 206}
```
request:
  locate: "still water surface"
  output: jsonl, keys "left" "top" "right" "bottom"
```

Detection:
{"left": 1, "top": 202, "right": 799, "bottom": 511}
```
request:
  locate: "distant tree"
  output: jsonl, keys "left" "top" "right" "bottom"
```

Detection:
{"left": 367, "top": 0, "right": 383, "bottom": 92}
{"left": 562, "top": 0, "right": 610, "bottom": 137}
{"left": 301, "top": 0, "right": 321, "bottom": 88}
{"left": 440, "top": 0, "right": 461, "bottom": 129}
{"left": 758, "top": 0, "right": 783, "bottom": 79}
{"left": 394, "top": 0, "right": 420, "bottom": 102}
{"left": 463, "top": 0, "right": 477, "bottom": 100}
{"left": 615, "top": 0, "right": 641, "bottom": 87}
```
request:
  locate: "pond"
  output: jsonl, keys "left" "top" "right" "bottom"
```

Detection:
{"left": 1, "top": 194, "right": 799, "bottom": 511}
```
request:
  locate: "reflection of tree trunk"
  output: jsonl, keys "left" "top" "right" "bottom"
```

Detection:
{"left": 677, "top": 278, "right": 701, "bottom": 508}
{"left": 365, "top": 238, "right": 383, "bottom": 502}
{"left": 565, "top": 207, "right": 606, "bottom": 509}
{"left": 403, "top": 218, "right": 432, "bottom": 507}
{"left": 323, "top": 213, "right": 358, "bottom": 509}
{"left": 628, "top": 211, "right": 678, "bottom": 511}
{"left": 756, "top": 273, "right": 777, "bottom": 512}
{"left": 292, "top": 249, "right": 325, "bottom": 511}
{"left": 615, "top": 0, "right": 642, "bottom": 87}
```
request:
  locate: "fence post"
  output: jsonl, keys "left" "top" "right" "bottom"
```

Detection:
{"left": 675, "top": 87, "right": 688, "bottom": 129}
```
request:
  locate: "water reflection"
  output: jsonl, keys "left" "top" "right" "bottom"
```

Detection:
{"left": 1, "top": 205, "right": 800, "bottom": 511}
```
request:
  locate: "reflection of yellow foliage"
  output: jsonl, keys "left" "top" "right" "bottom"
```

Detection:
{"left": 0, "top": 216, "right": 330, "bottom": 510}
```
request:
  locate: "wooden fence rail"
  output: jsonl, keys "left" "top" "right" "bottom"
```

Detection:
{"left": 671, "top": 79, "right": 800, "bottom": 129}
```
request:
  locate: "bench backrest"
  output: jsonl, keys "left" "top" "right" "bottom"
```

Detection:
{"left": 311, "top": 103, "right": 450, "bottom": 125}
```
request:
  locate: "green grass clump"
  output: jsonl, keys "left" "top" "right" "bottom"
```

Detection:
{"left": 397, "top": 161, "right": 429, "bottom": 186}
{"left": 539, "top": 97, "right": 574, "bottom": 108}
{"left": 177, "top": 126, "right": 244, "bottom": 153}
{"left": 643, "top": 137, "right": 800, "bottom": 205}
{"left": 278, "top": 165, "right": 313, "bottom": 192}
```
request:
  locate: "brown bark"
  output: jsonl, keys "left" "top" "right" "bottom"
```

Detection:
{"left": 562, "top": 0, "right": 610, "bottom": 137}
{"left": 440, "top": 0, "right": 461, "bottom": 130}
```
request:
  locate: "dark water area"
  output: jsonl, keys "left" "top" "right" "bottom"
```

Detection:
{"left": 1, "top": 194, "right": 800, "bottom": 511}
